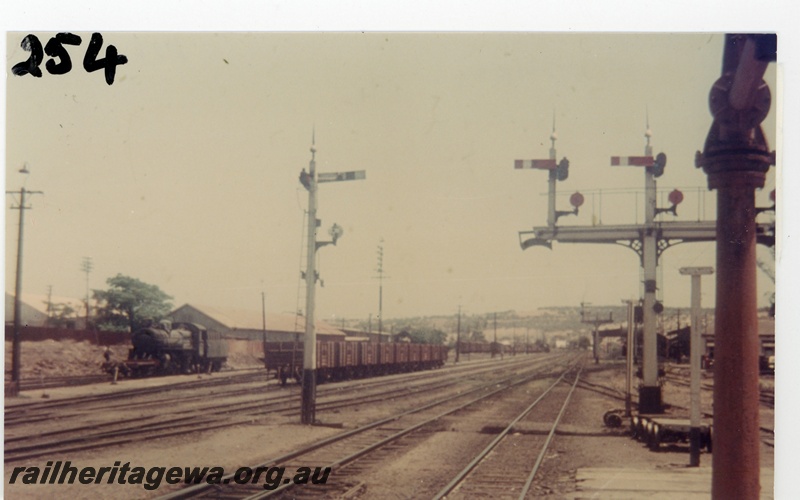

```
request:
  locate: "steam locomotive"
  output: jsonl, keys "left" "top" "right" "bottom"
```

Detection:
{"left": 109, "top": 322, "right": 228, "bottom": 377}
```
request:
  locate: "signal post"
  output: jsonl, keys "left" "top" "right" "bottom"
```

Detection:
{"left": 516, "top": 122, "right": 772, "bottom": 414}
{"left": 299, "top": 136, "right": 365, "bottom": 424}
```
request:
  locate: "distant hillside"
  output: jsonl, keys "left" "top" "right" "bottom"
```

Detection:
{"left": 345, "top": 305, "right": 719, "bottom": 345}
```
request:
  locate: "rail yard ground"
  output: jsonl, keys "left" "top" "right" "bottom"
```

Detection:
{"left": 4, "top": 353, "right": 775, "bottom": 499}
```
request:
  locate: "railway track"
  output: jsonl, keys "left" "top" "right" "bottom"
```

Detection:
{"left": 663, "top": 371, "right": 775, "bottom": 409}
{"left": 5, "top": 354, "right": 541, "bottom": 421}
{"left": 4, "top": 353, "right": 569, "bottom": 464}
{"left": 15, "top": 373, "right": 111, "bottom": 391}
{"left": 5, "top": 354, "right": 544, "bottom": 427}
{"left": 574, "top": 364, "right": 776, "bottom": 450}
{"left": 433, "top": 365, "right": 583, "bottom": 499}
{"left": 155, "top": 354, "right": 582, "bottom": 499}
{"left": 5, "top": 369, "right": 269, "bottom": 420}
{"left": 7, "top": 367, "right": 267, "bottom": 393}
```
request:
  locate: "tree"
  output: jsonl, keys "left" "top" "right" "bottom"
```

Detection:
{"left": 469, "top": 329, "right": 486, "bottom": 342}
{"left": 46, "top": 302, "right": 79, "bottom": 329}
{"left": 93, "top": 274, "right": 173, "bottom": 332}
{"left": 399, "top": 326, "right": 447, "bottom": 344}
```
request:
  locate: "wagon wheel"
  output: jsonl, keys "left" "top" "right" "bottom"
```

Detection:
{"left": 649, "top": 424, "right": 661, "bottom": 450}
{"left": 644, "top": 422, "right": 654, "bottom": 447}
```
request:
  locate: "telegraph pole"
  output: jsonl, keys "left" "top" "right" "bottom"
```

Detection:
{"left": 298, "top": 133, "right": 364, "bottom": 424}
{"left": 455, "top": 305, "right": 461, "bottom": 363}
{"left": 46, "top": 285, "right": 54, "bottom": 320}
{"left": 375, "top": 240, "right": 386, "bottom": 345}
{"left": 525, "top": 327, "right": 529, "bottom": 354}
{"left": 81, "top": 257, "right": 93, "bottom": 329}
{"left": 261, "top": 290, "right": 267, "bottom": 345}
{"left": 7, "top": 165, "right": 43, "bottom": 397}
{"left": 696, "top": 34, "right": 775, "bottom": 499}
{"left": 492, "top": 312, "right": 497, "bottom": 358}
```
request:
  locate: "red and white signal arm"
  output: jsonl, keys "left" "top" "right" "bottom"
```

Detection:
{"left": 570, "top": 191, "right": 585, "bottom": 208}
{"left": 668, "top": 189, "right": 684, "bottom": 206}
{"left": 610, "top": 156, "right": 654, "bottom": 167}
{"left": 514, "top": 159, "right": 557, "bottom": 170}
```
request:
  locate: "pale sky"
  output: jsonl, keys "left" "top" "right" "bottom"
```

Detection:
{"left": 4, "top": 31, "right": 779, "bottom": 323}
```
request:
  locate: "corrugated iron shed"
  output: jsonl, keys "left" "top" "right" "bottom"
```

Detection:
{"left": 169, "top": 303, "right": 346, "bottom": 341}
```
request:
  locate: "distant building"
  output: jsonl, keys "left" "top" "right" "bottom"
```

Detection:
{"left": 4, "top": 292, "right": 87, "bottom": 329}
{"left": 168, "top": 303, "right": 346, "bottom": 342}
{"left": 341, "top": 328, "right": 392, "bottom": 343}
{"left": 701, "top": 316, "right": 775, "bottom": 360}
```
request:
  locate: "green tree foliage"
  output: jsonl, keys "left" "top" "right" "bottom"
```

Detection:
{"left": 45, "top": 302, "right": 79, "bottom": 329}
{"left": 396, "top": 326, "right": 447, "bottom": 344}
{"left": 468, "top": 329, "right": 486, "bottom": 342}
{"left": 93, "top": 274, "right": 173, "bottom": 332}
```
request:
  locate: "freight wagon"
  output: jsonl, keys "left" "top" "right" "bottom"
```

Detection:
{"left": 263, "top": 340, "right": 448, "bottom": 384}
{"left": 456, "top": 341, "right": 518, "bottom": 355}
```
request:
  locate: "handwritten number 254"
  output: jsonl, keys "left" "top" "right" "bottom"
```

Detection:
{"left": 12, "top": 33, "right": 128, "bottom": 85}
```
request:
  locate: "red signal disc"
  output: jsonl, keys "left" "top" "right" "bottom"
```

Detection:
{"left": 668, "top": 189, "right": 684, "bottom": 205}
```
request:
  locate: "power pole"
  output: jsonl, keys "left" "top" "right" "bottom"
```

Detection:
{"left": 525, "top": 331, "right": 531, "bottom": 353}
{"left": 513, "top": 328, "right": 517, "bottom": 356}
{"left": 455, "top": 305, "right": 461, "bottom": 363}
{"left": 298, "top": 132, "right": 365, "bottom": 425}
{"left": 261, "top": 290, "right": 267, "bottom": 345}
{"left": 81, "top": 257, "right": 93, "bottom": 329}
{"left": 695, "top": 34, "right": 775, "bottom": 498}
{"left": 492, "top": 312, "right": 498, "bottom": 359}
{"left": 7, "top": 164, "right": 43, "bottom": 397}
{"left": 46, "top": 285, "right": 54, "bottom": 321}
{"left": 375, "top": 239, "right": 386, "bottom": 346}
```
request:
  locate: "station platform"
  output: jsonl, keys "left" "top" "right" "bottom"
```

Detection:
{"left": 569, "top": 466, "right": 774, "bottom": 499}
